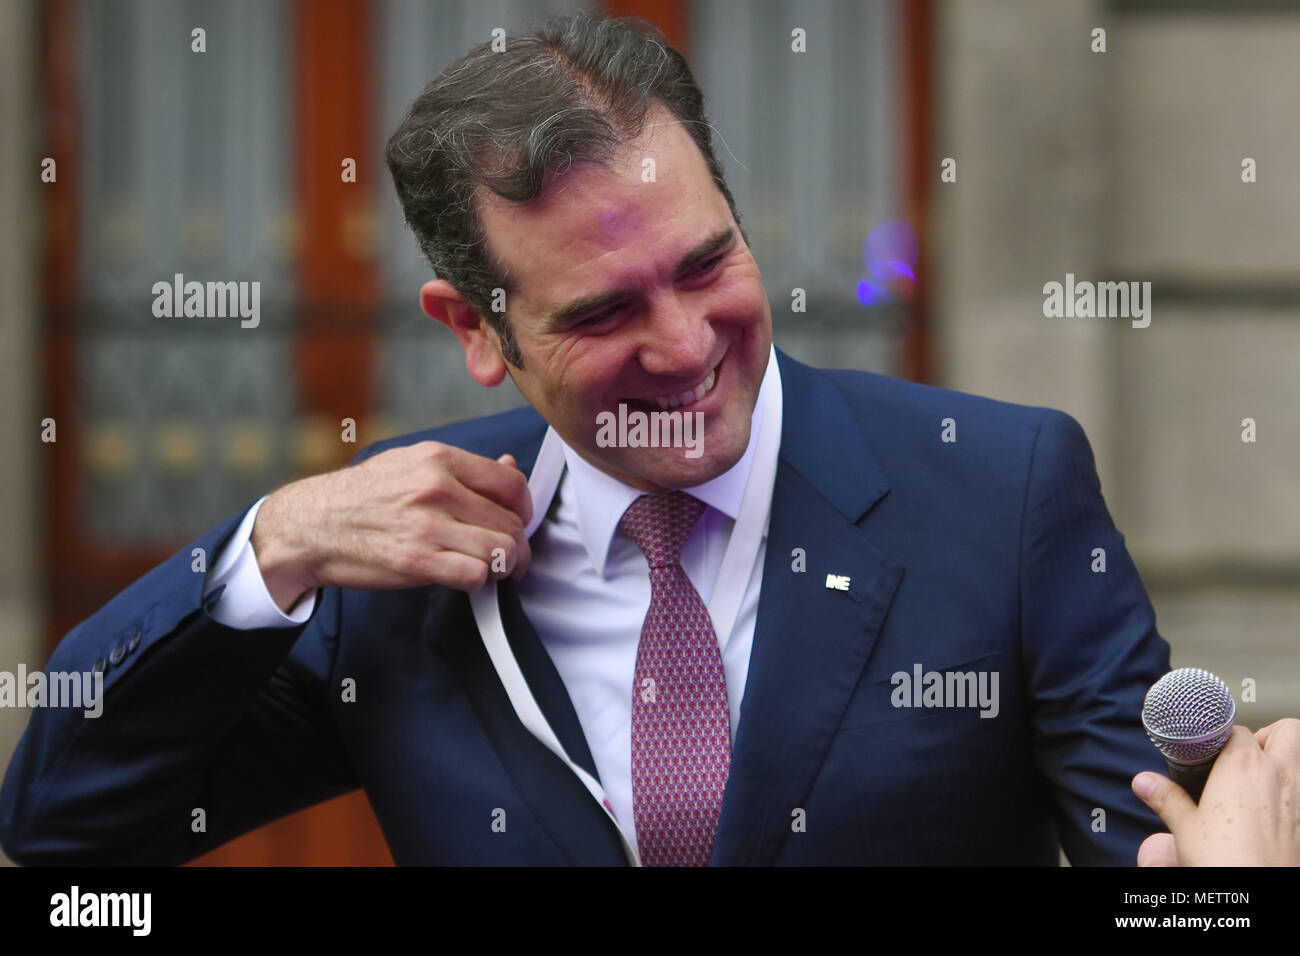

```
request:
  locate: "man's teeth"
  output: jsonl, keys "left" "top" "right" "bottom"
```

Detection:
{"left": 652, "top": 368, "right": 717, "bottom": 409}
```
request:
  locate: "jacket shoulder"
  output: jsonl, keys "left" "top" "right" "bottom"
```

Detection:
{"left": 791, "top": 363, "right": 1095, "bottom": 506}
{"left": 349, "top": 404, "right": 547, "bottom": 466}
{"left": 813, "top": 366, "right": 1086, "bottom": 461}
{"left": 817, "top": 366, "right": 1070, "bottom": 432}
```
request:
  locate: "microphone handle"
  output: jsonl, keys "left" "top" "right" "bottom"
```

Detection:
{"left": 1165, "top": 758, "right": 1215, "bottom": 803}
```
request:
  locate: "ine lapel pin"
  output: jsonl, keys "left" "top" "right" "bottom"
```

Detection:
{"left": 825, "top": 573, "right": 851, "bottom": 592}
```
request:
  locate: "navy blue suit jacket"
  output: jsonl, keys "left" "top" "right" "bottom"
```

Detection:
{"left": 0, "top": 350, "right": 1171, "bottom": 864}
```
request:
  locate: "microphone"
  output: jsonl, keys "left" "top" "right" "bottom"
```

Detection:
{"left": 1141, "top": 667, "right": 1236, "bottom": 803}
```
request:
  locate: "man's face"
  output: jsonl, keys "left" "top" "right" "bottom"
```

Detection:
{"left": 474, "top": 107, "right": 773, "bottom": 492}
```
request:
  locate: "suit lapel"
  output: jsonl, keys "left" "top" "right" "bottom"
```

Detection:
{"left": 496, "top": 579, "right": 601, "bottom": 782}
{"left": 711, "top": 353, "right": 904, "bottom": 865}
{"left": 488, "top": 425, "right": 602, "bottom": 784}
{"left": 436, "top": 582, "right": 628, "bottom": 865}
{"left": 434, "top": 425, "right": 626, "bottom": 865}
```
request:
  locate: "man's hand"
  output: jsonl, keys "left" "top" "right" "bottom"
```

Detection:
{"left": 250, "top": 442, "right": 533, "bottom": 611}
{"left": 1132, "top": 718, "right": 1300, "bottom": 866}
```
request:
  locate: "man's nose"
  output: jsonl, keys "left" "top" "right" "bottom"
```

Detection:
{"left": 639, "top": 294, "right": 715, "bottom": 376}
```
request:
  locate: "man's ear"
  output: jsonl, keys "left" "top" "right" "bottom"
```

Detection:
{"left": 420, "top": 279, "right": 509, "bottom": 387}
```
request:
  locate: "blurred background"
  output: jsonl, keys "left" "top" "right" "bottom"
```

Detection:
{"left": 2, "top": 0, "right": 1297, "bottom": 865}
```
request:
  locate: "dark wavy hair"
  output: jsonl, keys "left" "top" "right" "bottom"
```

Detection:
{"left": 384, "top": 11, "right": 743, "bottom": 367}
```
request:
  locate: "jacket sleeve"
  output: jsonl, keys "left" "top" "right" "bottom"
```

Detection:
{"left": 1019, "top": 410, "right": 1172, "bottom": 866}
{"left": 0, "top": 509, "right": 357, "bottom": 865}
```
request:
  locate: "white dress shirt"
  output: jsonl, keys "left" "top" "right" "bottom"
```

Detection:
{"left": 204, "top": 346, "right": 783, "bottom": 851}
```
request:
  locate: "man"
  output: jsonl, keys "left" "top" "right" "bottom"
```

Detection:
{"left": 1, "top": 13, "right": 1171, "bottom": 866}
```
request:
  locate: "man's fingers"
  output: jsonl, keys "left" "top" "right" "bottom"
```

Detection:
{"left": 1132, "top": 771, "right": 1197, "bottom": 834}
{"left": 509, "top": 524, "right": 532, "bottom": 580}
{"left": 1210, "top": 724, "right": 1270, "bottom": 775}
{"left": 412, "top": 442, "right": 533, "bottom": 526}
{"left": 1136, "top": 831, "right": 1179, "bottom": 867}
{"left": 1219, "top": 724, "right": 1259, "bottom": 756}
{"left": 435, "top": 444, "right": 533, "bottom": 524}
{"left": 423, "top": 550, "right": 492, "bottom": 593}
{"left": 497, "top": 453, "right": 534, "bottom": 527}
{"left": 427, "top": 521, "right": 525, "bottom": 588}
{"left": 1256, "top": 717, "right": 1300, "bottom": 762}
{"left": 490, "top": 454, "right": 531, "bottom": 579}
{"left": 443, "top": 481, "right": 528, "bottom": 540}
{"left": 411, "top": 520, "right": 517, "bottom": 580}
{"left": 498, "top": 453, "right": 533, "bottom": 526}
{"left": 479, "top": 521, "right": 529, "bottom": 582}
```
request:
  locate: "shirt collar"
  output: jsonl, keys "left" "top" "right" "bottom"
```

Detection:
{"left": 557, "top": 343, "right": 781, "bottom": 577}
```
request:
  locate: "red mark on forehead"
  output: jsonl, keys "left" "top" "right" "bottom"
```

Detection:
{"left": 596, "top": 205, "right": 643, "bottom": 246}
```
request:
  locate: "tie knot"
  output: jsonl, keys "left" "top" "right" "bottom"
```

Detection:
{"left": 619, "top": 491, "right": 708, "bottom": 569}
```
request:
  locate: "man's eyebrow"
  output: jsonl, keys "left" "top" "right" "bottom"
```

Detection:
{"left": 543, "top": 227, "right": 737, "bottom": 329}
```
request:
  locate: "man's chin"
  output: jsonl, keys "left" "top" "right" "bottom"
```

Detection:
{"left": 610, "top": 445, "right": 747, "bottom": 493}
{"left": 577, "top": 403, "right": 754, "bottom": 491}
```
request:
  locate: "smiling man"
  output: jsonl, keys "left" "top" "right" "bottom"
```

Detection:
{"left": 425, "top": 100, "right": 771, "bottom": 492}
{"left": 1, "top": 12, "right": 1174, "bottom": 867}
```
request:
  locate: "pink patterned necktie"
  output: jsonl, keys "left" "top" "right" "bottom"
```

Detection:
{"left": 619, "top": 491, "right": 731, "bottom": 866}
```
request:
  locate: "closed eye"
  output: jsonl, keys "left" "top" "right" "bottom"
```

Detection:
{"left": 683, "top": 254, "right": 725, "bottom": 280}
{"left": 571, "top": 253, "right": 727, "bottom": 330}
{"left": 575, "top": 303, "right": 625, "bottom": 328}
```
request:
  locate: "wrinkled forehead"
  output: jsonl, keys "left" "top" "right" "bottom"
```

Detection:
{"left": 478, "top": 163, "right": 646, "bottom": 261}
{"left": 475, "top": 112, "right": 716, "bottom": 307}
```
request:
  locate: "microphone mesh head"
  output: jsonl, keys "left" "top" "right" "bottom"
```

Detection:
{"left": 1141, "top": 667, "right": 1236, "bottom": 765}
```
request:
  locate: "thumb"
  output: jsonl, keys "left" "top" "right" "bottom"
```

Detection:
{"left": 497, "top": 453, "right": 518, "bottom": 468}
{"left": 1132, "top": 771, "right": 1197, "bottom": 834}
{"left": 1137, "top": 831, "right": 1179, "bottom": 867}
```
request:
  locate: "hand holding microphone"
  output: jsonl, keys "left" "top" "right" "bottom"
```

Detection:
{"left": 1132, "top": 667, "right": 1300, "bottom": 865}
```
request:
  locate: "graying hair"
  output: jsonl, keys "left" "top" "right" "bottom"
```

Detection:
{"left": 385, "top": 12, "right": 744, "bottom": 368}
